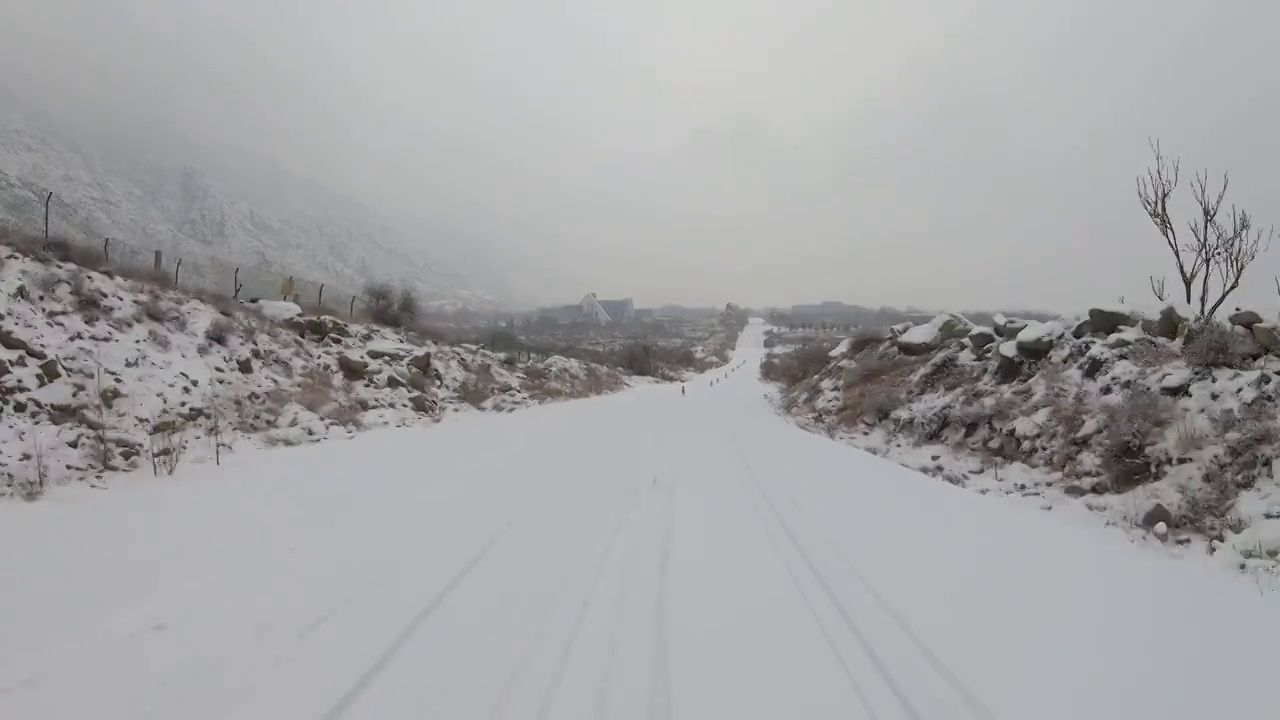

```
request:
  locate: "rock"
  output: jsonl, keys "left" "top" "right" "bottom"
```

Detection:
{"left": 1140, "top": 503, "right": 1174, "bottom": 530}
{"left": 888, "top": 322, "right": 913, "bottom": 338}
{"left": 337, "top": 354, "right": 368, "bottom": 380}
{"left": 151, "top": 416, "right": 184, "bottom": 434}
{"left": 1088, "top": 308, "right": 1136, "bottom": 335}
{"left": 1014, "top": 321, "right": 1064, "bottom": 361}
{"left": 995, "top": 318, "right": 1028, "bottom": 339}
{"left": 1160, "top": 369, "right": 1193, "bottom": 397}
{"left": 1071, "top": 319, "right": 1093, "bottom": 339}
{"left": 994, "top": 354, "right": 1021, "bottom": 384}
{"left": 385, "top": 372, "right": 408, "bottom": 389}
{"left": 38, "top": 358, "right": 62, "bottom": 383}
{"left": 0, "top": 358, "right": 9, "bottom": 378}
{"left": 1062, "top": 484, "right": 1089, "bottom": 498}
{"left": 1229, "top": 310, "right": 1264, "bottom": 330}
{"left": 967, "top": 329, "right": 996, "bottom": 352}
{"left": 99, "top": 384, "right": 121, "bottom": 407}
{"left": 938, "top": 315, "right": 973, "bottom": 341}
{"left": 1253, "top": 324, "right": 1280, "bottom": 355}
{"left": 1140, "top": 318, "right": 1160, "bottom": 337}
{"left": 0, "top": 328, "right": 47, "bottom": 360}
{"left": 367, "top": 347, "right": 408, "bottom": 361}
{"left": 1156, "top": 306, "right": 1185, "bottom": 340}
{"left": 1153, "top": 521, "right": 1169, "bottom": 538}
{"left": 409, "top": 393, "right": 436, "bottom": 414}
{"left": 410, "top": 352, "right": 433, "bottom": 374}
{"left": 237, "top": 357, "right": 254, "bottom": 374}
{"left": 896, "top": 338, "right": 938, "bottom": 356}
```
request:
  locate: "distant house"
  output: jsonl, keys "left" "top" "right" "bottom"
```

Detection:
{"left": 597, "top": 297, "right": 635, "bottom": 322}
{"left": 536, "top": 293, "right": 638, "bottom": 326}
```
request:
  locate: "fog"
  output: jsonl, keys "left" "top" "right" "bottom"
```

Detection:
{"left": 3, "top": 1, "right": 1279, "bottom": 313}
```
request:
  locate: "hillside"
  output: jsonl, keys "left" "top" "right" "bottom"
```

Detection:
{"left": 763, "top": 308, "right": 1280, "bottom": 577}
{"left": 0, "top": 92, "right": 503, "bottom": 308}
{"left": 0, "top": 243, "right": 634, "bottom": 499}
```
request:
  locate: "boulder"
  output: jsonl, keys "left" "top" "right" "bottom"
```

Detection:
{"left": 410, "top": 352, "right": 433, "bottom": 374}
{"left": 0, "top": 328, "right": 47, "bottom": 360}
{"left": 1014, "top": 321, "right": 1064, "bottom": 361}
{"left": 889, "top": 321, "right": 914, "bottom": 337}
{"left": 237, "top": 357, "right": 254, "bottom": 374}
{"left": 38, "top": 358, "right": 62, "bottom": 383}
{"left": 1229, "top": 310, "right": 1264, "bottom": 330}
{"left": 1071, "top": 319, "right": 1093, "bottom": 339}
{"left": 1140, "top": 318, "right": 1160, "bottom": 337}
{"left": 1253, "top": 324, "right": 1280, "bottom": 355}
{"left": 995, "top": 317, "right": 1028, "bottom": 339}
{"left": 337, "top": 354, "right": 369, "bottom": 381}
{"left": 938, "top": 315, "right": 973, "bottom": 341}
{"left": 409, "top": 393, "right": 436, "bottom": 414}
{"left": 385, "top": 372, "right": 408, "bottom": 389}
{"left": 1155, "top": 305, "right": 1186, "bottom": 340}
{"left": 1087, "top": 308, "right": 1136, "bottom": 335}
{"left": 0, "top": 358, "right": 9, "bottom": 378}
{"left": 367, "top": 346, "right": 409, "bottom": 361}
{"left": 994, "top": 353, "right": 1021, "bottom": 384}
{"left": 1140, "top": 503, "right": 1174, "bottom": 530}
{"left": 967, "top": 329, "right": 996, "bottom": 352}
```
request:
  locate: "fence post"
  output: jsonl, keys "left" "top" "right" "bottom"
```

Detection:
{"left": 153, "top": 250, "right": 162, "bottom": 274}
{"left": 318, "top": 283, "right": 324, "bottom": 307}
{"left": 173, "top": 258, "right": 181, "bottom": 286}
{"left": 102, "top": 238, "right": 110, "bottom": 264}
{"left": 350, "top": 295, "right": 356, "bottom": 318}
{"left": 43, "top": 191, "right": 52, "bottom": 245}
{"left": 233, "top": 268, "right": 243, "bottom": 300}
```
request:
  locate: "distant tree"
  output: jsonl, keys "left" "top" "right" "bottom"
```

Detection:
{"left": 1138, "top": 139, "right": 1272, "bottom": 318}
{"left": 396, "top": 288, "right": 419, "bottom": 324}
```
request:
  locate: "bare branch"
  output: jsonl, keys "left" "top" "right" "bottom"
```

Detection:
{"left": 1137, "top": 139, "right": 1198, "bottom": 304}
{"left": 1148, "top": 275, "right": 1168, "bottom": 303}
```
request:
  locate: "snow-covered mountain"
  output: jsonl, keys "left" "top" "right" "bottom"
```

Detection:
{"left": 0, "top": 92, "right": 506, "bottom": 307}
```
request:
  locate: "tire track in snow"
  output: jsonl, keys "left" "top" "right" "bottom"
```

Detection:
{"left": 785, "top": 497, "right": 998, "bottom": 720}
{"left": 321, "top": 512, "right": 521, "bottom": 720}
{"left": 739, "top": 475, "right": 882, "bottom": 719}
{"left": 727, "top": 438, "right": 924, "bottom": 720}
{"left": 592, "top": 493, "right": 641, "bottom": 720}
{"left": 534, "top": 488, "right": 640, "bottom": 720}
{"left": 647, "top": 486, "right": 676, "bottom": 720}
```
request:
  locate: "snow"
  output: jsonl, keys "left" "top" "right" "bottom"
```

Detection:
{"left": 1014, "top": 320, "right": 1064, "bottom": 343}
{"left": 898, "top": 320, "right": 941, "bottom": 345}
{"left": 255, "top": 300, "right": 302, "bottom": 320}
{"left": 829, "top": 338, "right": 851, "bottom": 357}
{"left": 998, "top": 340, "right": 1018, "bottom": 358}
{"left": 2, "top": 321, "right": 1279, "bottom": 719}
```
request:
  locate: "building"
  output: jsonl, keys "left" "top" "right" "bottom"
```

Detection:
{"left": 536, "top": 293, "right": 637, "bottom": 325}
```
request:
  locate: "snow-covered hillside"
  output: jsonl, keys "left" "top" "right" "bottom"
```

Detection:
{"left": 0, "top": 95, "right": 501, "bottom": 306}
{"left": 765, "top": 308, "right": 1280, "bottom": 576}
{"left": 0, "top": 246, "right": 633, "bottom": 499}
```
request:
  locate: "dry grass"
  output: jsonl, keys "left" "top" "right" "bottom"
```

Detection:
{"left": 204, "top": 316, "right": 236, "bottom": 346}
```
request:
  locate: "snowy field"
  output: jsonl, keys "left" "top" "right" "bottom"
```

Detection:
{"left": 2, "top": 321, "right": 1278, "bottom": 719}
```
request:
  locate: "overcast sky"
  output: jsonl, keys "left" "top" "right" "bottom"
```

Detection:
{"left": 2, "top": 0, "right": 1279, "bottom": 313}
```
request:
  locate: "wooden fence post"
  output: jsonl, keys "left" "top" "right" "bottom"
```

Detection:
{"left": 233, "top": 268, "right": 243, "bottom": 300}
{"left": 43, "top": 191, "right": 52, "bottom": 244}
{"left": 318, "top": 283, "right": 325, "bottom": 307}
{"left": 173, "top": 258, "right": 182, "bottom": 286}
{"left": 350, "top": 295, "right": 356, "bottom": 318}
{"left": 102, "top": 238, "right": 110, "bottom": 264}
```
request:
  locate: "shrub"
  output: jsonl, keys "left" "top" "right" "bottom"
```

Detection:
{"left": 204, "top": 316, "right": 236, "bottom": 346}
{"left": 1099, "top": 386, "right": 1172, "bottom": 490}
{"left": 1182, "top": 320, "right": 1254, "bottom": 369}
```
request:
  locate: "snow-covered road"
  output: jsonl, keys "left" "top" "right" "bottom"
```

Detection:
{"left": 3, "top": 320, "right": 1278, "bottom": 719}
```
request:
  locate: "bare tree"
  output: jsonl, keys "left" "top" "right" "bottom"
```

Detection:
{"left": 1149, "top": 276, "right": 1168, "bottom": 303}
{"left": 1138, "top": 139, "right": 1273, "bottom": 318}
{"left": 364, "top": 282, "right": 393, "bottom": 309}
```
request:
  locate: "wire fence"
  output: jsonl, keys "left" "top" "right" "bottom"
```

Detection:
{"left": 0, "top": 183, "right": 375, "bottom": 319}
